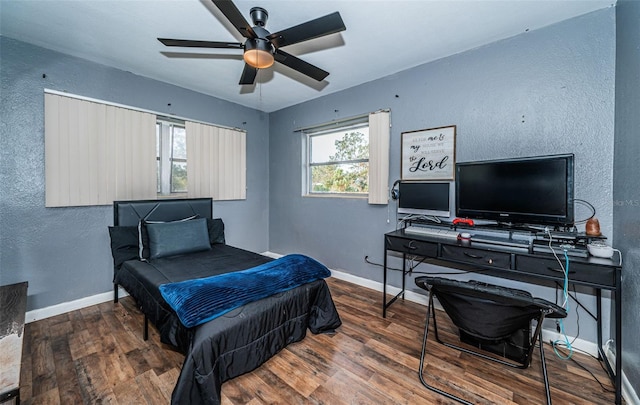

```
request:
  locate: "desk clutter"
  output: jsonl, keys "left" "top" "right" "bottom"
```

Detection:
{"left": 400, "top": 219, "right": 616, "bottom": 261}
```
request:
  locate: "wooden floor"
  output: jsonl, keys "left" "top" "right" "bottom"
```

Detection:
{"left": 18, "top": 278, "right": 618, "bottom": 404}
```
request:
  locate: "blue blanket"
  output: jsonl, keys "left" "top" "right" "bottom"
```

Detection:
{"left": 159, "top": 254, "right": 331, "bottom": 328}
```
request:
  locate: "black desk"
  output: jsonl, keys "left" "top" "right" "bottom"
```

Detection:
{"left": 383, "top": 229, "right": 622, "bottom": 404}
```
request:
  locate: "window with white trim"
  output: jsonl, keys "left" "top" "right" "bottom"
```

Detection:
{"left": 306, "top": 121, "right": 370, "bottom": 195}
{"left": 302, "top": 110, "right": 390, "bottom": 204}
{"left": 156, "top": 118, "right": 187, "bottom": 195}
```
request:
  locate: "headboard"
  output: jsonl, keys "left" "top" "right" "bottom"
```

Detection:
{"left": 114, "top": 198, "right": 213, "bottom": 226}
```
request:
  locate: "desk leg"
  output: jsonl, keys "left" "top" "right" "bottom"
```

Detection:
{"left": 597, "top": 289, "right": 603, "bottom": 359}
{"left": 401, "top": 254, "right": 406, "bottom": 301}
{"left": 598, "top": 281, "right": 622, "bottom": 405}
{"left": 615, "top": 276, "right": 622, "bottom": 405}
{"left": 382, "top": 251, "right": 408, "bottom": 318}
{"left": 383, "top": 248, "right": 388, "bottom": 318}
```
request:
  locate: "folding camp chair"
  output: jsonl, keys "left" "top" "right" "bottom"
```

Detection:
{"left": 414, "top": 276, "right": 567, "bottom": 405}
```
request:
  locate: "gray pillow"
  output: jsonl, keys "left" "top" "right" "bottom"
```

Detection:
{"left": 138, "top": 215, "right": 198, "bottom": 260}
{"left": 146, "top": 217, "right": 211, "bottom": 259}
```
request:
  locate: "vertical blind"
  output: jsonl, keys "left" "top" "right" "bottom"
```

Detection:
{"left": 186, "top": 121, "right": 246, "bottom": 200}
{"left": 368, "top": 110, "right": 391, "bottom": 204}
{"left": 44, "top": 93, "right": 156, "bottom": 207}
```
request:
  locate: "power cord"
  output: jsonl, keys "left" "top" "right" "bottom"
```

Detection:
{"left": 546, "top": 341, "right": 616, "bottom": 393}
{"left": 613, "top": 248, "right": 623, "bottom": 266}
{"left": 574, "top": 199, "right": 596, "bottom": 225}
{"left": 546, "top": 228, "right": 574, "bottom": 359}
{"left": 549, "top": 281, "right": 618, "bottom": 393}
{"left": 552, "top": 253, "right": 574, "bottom": 360}
{"left": 396, "top": 214, "right": 443, "bottom": 231}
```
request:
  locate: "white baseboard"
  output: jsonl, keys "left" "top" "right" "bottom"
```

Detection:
{"left": 260, "top": 251, "right": 284, "bottom": 259}
{"left": 605, "top": 342, "right": 640, "bottom": 405}
{"left": 25, "top": 287, "right": 129, "bottom": 323}
{"left": 541, "top": 329, "right": 598, "bottom": 357}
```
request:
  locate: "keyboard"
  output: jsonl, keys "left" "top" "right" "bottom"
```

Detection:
{"left": 404, "top": 226, "right": 459, "bottom": 239}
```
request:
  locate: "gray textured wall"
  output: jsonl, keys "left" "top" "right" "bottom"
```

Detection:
{"left": 613, "top": 0, "right": 640, "bottom": 395}
{"left": 0, "top": 37, "right": 270, "bottom": 311}
{"left": 269, "top": 9, "right": 616, "bottom": 344}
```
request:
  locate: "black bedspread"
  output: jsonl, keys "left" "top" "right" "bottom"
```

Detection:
{"left": 114, "top": 246, "right": 342, "bottom": 404}
{"left": 175, "top": 278, "right": 338, "bottom": 404}
{"left": 115, "top": 244, "right": 272, "bottom": 351}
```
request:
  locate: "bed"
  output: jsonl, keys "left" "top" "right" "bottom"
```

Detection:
{"left": 108, "top": 198, "right": 342, "bottom": 404}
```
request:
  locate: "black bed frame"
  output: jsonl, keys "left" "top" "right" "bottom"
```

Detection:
{"left": 114, "top": 197, "right": 213, "bottom": 227}
{"left": 112, "top": 198, "right": 213, "bottom": 339}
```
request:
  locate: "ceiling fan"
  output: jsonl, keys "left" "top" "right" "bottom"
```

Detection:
{"left": 158, "top": 0, "right": 346, "bottom": 85}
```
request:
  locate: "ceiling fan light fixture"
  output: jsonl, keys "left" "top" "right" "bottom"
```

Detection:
{"left": 244, "top": 38, "right": 274, "bottom": 69}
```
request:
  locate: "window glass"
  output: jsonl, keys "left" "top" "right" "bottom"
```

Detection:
{"left": 157, "top": 119, "right": 187, "bottom": 195}
{"left": 156, "top": 123, "right": 161, "bottom": 193}
{"left": 170, "top": 126, "right": 187, "bottom": 193}
{"left": 306, "top": 124, "right": 369, "bottom": 195}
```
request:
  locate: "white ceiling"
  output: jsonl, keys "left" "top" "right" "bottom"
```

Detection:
{"left": 1, "top": 0, "right": 613, "bottom": 113}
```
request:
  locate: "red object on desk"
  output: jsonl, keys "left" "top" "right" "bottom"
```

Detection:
{"left": 453, "top": 218, "right": 475, "bottom": 226}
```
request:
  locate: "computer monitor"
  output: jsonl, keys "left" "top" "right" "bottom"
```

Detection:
{"left": 397, "top": 181, "right": 451, "bottom": 217}
{"left": 455, "top": 153, "right": 574, "bottom": 226}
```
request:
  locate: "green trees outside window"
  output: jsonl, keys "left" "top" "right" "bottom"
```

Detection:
{"left": 309, "top": 127, "right": 369, "bottom": 194}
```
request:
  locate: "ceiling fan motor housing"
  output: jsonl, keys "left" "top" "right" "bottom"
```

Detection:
{"left": 250, "top": 7, "right": 268, "bottom": 27}
{"left": 243, "top": 21, "right": 274, "bottom": 68}
{"left": 251, "top": 25, "right": 271, "bottom": 39}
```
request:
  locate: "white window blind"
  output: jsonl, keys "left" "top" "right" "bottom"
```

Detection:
{"left": 368, "top": 110, "right": 391, "bottom": 204}
{"left": 185, "top": 121, "right": 246, "bottom": 200}
{"left": 44, "top": 92, "right": 156, "bottom": 207}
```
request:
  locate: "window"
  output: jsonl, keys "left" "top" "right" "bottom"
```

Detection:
{"left": 44, "top": 90, "right": 248, "bottom": 206}
{"left": 302, "top": 111, "right": 390, "bottom": 203}
{"left": 306, "top": 122, "right": 370, "bottom": 195}
{"left": 156, "top": 119, "right": 187, "bottom": 195}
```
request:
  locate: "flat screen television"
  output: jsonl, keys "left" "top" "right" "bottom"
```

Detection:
{"left": 398, "top": 181, "right": 451, "bottom": 217}
{"left": 455, "top": 154, "right": 574, "bottom": 227}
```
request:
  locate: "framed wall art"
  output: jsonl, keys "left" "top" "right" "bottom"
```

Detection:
{"left": 401, "top": 125, "right": 456, "bottom": 181}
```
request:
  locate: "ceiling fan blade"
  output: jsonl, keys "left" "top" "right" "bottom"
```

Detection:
{"left": 211, "top": 0, "right": 256, "bottom": 39}
{"left": 239, "top": 64, "right": 258, "bottom": 85}
{"left": 274, "top": 50, "right": 329, "bottom": 82}
{"left": 267, "top": 12, "right": 345, "bottom": 49}
{"left": 158, "top": 38, "right": 243, "bottom": 49}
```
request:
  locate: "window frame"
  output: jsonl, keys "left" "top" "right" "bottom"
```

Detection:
{"left": 304, "top": 119, "right": 370, "bottom": 198}
{"left": 156, "top": 117, "right": 187, "bottom": 196}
